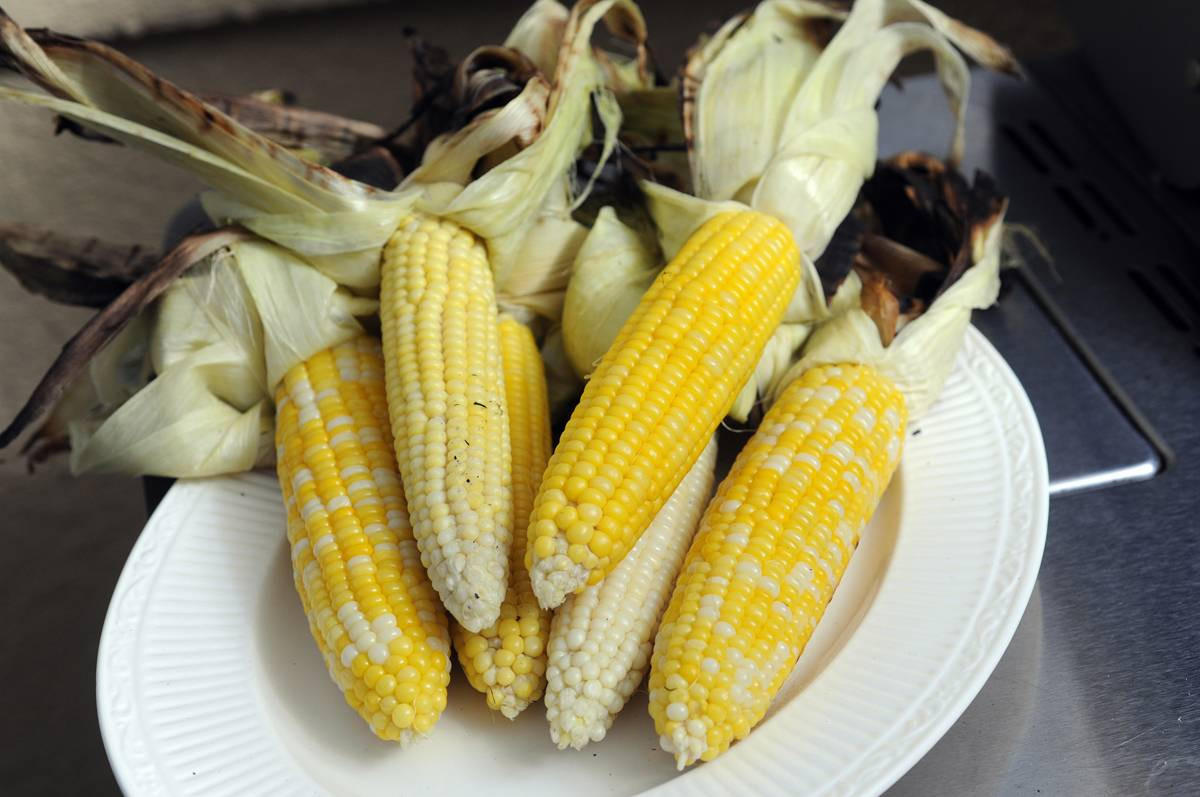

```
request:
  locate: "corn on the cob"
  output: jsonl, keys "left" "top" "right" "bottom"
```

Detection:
{"left": 528, "top": 209, "right": 800, "bottom": 609}
{"left": 648, "top": 363, "right": 906, "bottom": 768}
{"left": 275, "top": 336, "right": 452, "bottom": 743}
{"left": 380, "top": 212, "right": 513, "bottom": 634}
{"left": 546, "top": 434, "right": 717, "bottom": 750}
{"left": 452, "top": 316, "right": 552, "bottom": 718}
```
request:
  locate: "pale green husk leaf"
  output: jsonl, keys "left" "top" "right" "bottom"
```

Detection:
{"left": 66, "top": 241, "right": 371, "bottom": 476}
{"left": 561, "top": 206, "right": 660, "bottom": 377}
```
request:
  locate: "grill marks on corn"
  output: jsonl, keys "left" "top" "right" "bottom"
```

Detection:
{"left": 648, "top": 364, "right": 906, "bottom": 768}
{"left": 381, "top": 214, "right": 513, "bottom": 633}
{"left": 452, "top": 317, "right": 551, "bottom": 718}
{"left": 529, "top": 211, "right": 801, "bottom": 609}
{"left": 275, "top": 337, "right": 451, "bottom": 743}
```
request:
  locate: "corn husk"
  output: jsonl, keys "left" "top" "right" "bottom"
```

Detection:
{"left": 774, "top": 187, "right": 1007, "bottom": 420}
{"left": 64, "top": 241, "right": 372, "bottom": 476}
{"left": 638, "top": 0, "right": 1013, "bottom": 417}
{"left": 561, "top": 206, "right": 659, "bottom": 377}
{"left": 682, "top": 1, "right": 845, "bottom": 206}
{"left": 505, "top": 0, "right": 571, "bottom": 77}
{"left": 0, "top": 1, "right": 648, "bottom": 477}
{"left": 0, "top": 1, "right": 636, "bottom": 293}
{"left": 670, "top": 0, "right": 1013, "bottom": 258}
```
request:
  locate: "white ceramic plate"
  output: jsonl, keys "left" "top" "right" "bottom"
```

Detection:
{"left": 97, "top": 327, "right": 1048, "bottom": 797}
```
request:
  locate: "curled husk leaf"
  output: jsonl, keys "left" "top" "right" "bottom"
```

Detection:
{"left": 505, "top": 0, "right": 571, "bottom": 77}
{"left": 65, "top": 241, "right": 372, "bottom": 476}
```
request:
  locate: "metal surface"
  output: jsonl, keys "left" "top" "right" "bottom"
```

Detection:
{"left": 1057, "top": 0, "right": 1200, "bottom": 188}
{"left": 971, "top": 275, "right": 1161, "bottom": 495}
{"left": 877, "top": 69, "right": 1200, "bottom": 795}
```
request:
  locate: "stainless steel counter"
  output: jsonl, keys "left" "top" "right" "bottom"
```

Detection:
{"left": 881, "top": 70, "right": 1200, "bottom": 795}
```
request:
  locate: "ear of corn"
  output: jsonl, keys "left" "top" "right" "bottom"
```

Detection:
{"left": 380, "top": 212, "right": 513, "bottom": 634}
{"left": 275, "top": 336, "right": 452, "bottom": 743}
{"left": 528, "top": 209, "right": 801, "bottom": 609}
{"left": 546, "top": 434, "right": 717, "bottom": 750}
{"left": 452, "top": 316, "right": 552, "bottom": 718}
{"left": 648, "top": 363, "right": 905, "bottom": 768}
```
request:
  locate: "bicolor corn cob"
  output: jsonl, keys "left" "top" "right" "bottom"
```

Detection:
{"left": 380, "top": 213, "right": 513, "bottom": 633}
{"left": 452, "top": 316, "right": 551, "bottom": 718}
{"left": 545, "top": 434, "right": 717, "bottom": 750}
{"left": 275, "top": 336, "right": 452, "bottom": 743}
{"left": 648, "top": 363, "right": 906, "bottom": 767}
{"left": 528, "top": 210, "right": 801, "bottom": 609}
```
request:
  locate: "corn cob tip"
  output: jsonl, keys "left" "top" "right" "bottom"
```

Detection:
{"left": 438, "top": 564, "right": 507, "bottom": 633}
{"left": 660, "top": 729, "right": 706, "bottom": 770}
{"left": 490, "top": 688, "right": 529, "bottom": 720}
{"left": 531, "top": 551, "right": 588, "bottom": 610}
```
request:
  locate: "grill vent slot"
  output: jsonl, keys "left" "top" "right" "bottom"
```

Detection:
{"left": 1000, "top": 124, "right": 1049, "bottom": 174}
{"left": 1155, "top": 264, "right": 1200, "bottom": 320}
{"left": 1128, "top": 268, "right": 1191, "bottom": 332}
{"left": 1028, "top": 120, "right": 1076, "bottom": 170}
{"left": 1054, "top": 184, "right": 1099, "bottom": 234}
{"left": 1082, "top": 181, "right": 1137, "bottom": 236}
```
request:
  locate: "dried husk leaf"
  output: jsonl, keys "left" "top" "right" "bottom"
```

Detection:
{"left": 426, "top": 0, "right": 641, "bottom": 290}
{"left": 0, "top": 20, "right": 374, "bottom": 211}
{"left": 0, "top": 222, "right": 158, "bottom": 307}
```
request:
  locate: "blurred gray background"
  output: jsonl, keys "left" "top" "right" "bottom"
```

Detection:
{"left": 0, "top": 1, "right": 1072, "bottom": 793}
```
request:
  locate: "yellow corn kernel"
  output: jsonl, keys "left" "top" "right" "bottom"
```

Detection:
{"left": 275, "top": 336, "right": 452, "bottom": 745}
{"left": 451, "top": 316, "right": 552, "bottom": 718}
{"left": 530, "top": 210, "right": 800, "bottom": 609}
{"left": 648, "top": 363, "right": 906, "bottom": 768}
{"left": 379, "top": 213, "right": 513, "bottom": 633}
